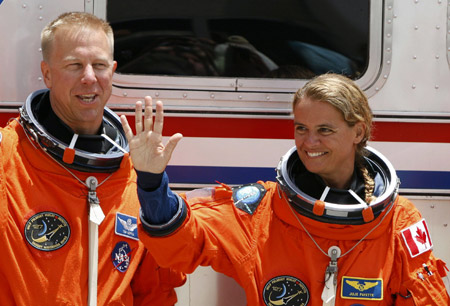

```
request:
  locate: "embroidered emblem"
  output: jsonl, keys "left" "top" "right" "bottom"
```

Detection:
{"left": 115, "top": 212, "right": 138, "bottom": 240}
{"left": 341, "top": 276, "right": 383, "bottom": 300}
{"left": 111, "top": 241, "right": 132, "bottom": 272}
{"left": 24, "top": 211, "right": 70, "bottom": 251}
{"left": 232, "top": 183, "right": 266, "bottom": 215}
{"left": 401, "top": 218, "right": 433, "bottom": 258}
{"left": 263, "top": 275, "right": 309, "bottom": 306}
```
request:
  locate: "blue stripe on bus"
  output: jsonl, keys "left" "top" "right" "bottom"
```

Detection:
{"left": 166, "top": 166, "right": 450, "bottom": 190}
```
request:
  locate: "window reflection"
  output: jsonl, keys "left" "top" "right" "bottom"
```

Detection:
{"left": 108, "top": 0, "right": 369, "bottom": 79}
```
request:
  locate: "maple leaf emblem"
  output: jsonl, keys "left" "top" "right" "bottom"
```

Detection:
{"left": 415, "top": 228, "right": 427, "bottom": 245}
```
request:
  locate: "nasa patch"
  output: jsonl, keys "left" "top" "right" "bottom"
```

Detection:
{"left": 341, "top": 276, "right": 383, "bottom": 300}
{"left": 115, "top": 212, "right": 138, "bottom": 240}
{"left": 24, "top": 211, "right": 70, "bottom": 251}
{"left": 232, "top": 183, "right": 266, "bottom": 215}
{"left": 263, "top": 275, "right": 309, "bottom": 306}
{"left": 111, "top": 241, "right": 132, "bottom": 272}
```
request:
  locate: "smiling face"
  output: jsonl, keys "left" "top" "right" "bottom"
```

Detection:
{"left": 40, "top": 25, "right": 117, "bottom": 134}
{"left": 294, "top": 97, "right": 365, "bottom": 189}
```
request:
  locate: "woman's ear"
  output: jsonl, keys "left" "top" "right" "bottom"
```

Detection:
{"left": 354, "top": 122, "right": 366, "bottom": 144}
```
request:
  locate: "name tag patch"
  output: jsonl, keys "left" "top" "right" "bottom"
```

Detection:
{"left": 115, "top": 212, "right": 138, "bottom": 240}
{"left": 341, "top": 276, "right": 382, "bottom": 300}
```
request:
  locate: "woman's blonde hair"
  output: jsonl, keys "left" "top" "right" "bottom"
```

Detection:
{"left": 293, "top": 73, "right": 372, "bottom": 162}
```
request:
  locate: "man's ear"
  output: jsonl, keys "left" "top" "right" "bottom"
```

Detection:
{"left": 112, "top": 60, "right": 117, "bottom": 74}
{"left": 41, "top": 61, "right": 52, "bottom": 89}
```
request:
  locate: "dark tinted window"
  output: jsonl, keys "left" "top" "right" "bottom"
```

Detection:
{"left": 107, "top": 0, "right": 370, "bottom": 79}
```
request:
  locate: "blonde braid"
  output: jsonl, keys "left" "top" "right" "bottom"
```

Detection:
{"left": 361, "top": 167, "right": 376, "bottom": 203}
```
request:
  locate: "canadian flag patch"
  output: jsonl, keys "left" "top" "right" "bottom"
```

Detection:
{"left": 401, "top": 218, "right": 433, "bottom": 258}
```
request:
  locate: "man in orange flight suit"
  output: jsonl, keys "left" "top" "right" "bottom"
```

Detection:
{"left": 122, "top": 74, "right": 450, "bottom": 306}
{"left": 0, "top": 12, "right": 184, "bottom": 305}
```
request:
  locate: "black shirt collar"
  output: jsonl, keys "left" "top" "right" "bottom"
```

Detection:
{"left": 33, "top": 91, "right": 116, "bottom": 154}
{"left": 294, "top": 166, "right": 366, "bottom": 204}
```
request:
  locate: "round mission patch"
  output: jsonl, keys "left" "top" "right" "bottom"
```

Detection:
{"left": 24, "top": 211, "right": 70, "bottom": 251}
{"left": 263, "top": 275, "right": 310, "bottom": 306}
{"left": 232, "top": 183, "right": 266, "bottom": 215}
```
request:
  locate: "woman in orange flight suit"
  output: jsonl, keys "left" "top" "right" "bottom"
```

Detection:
{"left": 122, "top": 73, "right": 450, "bottom": 305}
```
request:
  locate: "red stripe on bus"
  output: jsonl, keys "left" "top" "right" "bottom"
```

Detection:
{"left": 1, "top": 113, "right": 449, "bottom": 143}
{"left": 159, "top": 117, "right": 450, "bottom": 143}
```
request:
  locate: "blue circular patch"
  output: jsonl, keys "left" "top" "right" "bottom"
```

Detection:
{"left": 232, "top": 183, "right": 266, "bottom": 215}
{"left": 235, "top": 185, "right": 261, "bottom": 205}
{"left": 111, "top": 241, "right": 132, "bottom": 272}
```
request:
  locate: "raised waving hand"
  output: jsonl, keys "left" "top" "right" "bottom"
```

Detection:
{"left": 120, "top": 96, "right": 182, "bottom": 173}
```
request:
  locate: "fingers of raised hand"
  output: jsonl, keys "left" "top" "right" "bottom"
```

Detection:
{"left": 165, "top": 133, "right": 183, "bottom": 157}
{"left": 153, "top": 100, "right": 164, "bottom": 135}
{"left": 120, "top": 115, "right": 133, "bottom": 141}
{"left": 135, "top": 100, "right": 143, "bottom": 132}
{"left": 144, "top": 96, "right": 153, "bottom": 132}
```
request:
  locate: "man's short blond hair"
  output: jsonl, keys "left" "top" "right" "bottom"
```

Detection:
{"left": 41, "top": 12, "right": 114, "bottom": 62}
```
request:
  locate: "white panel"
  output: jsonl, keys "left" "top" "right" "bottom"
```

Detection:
{"left": 0, "top": 0, "right": 85, "bottom": 103}
{"left": 167, "top": 137, "right": 292, "bottom": 167}
{"left": 370, "top": 0, "right": 450, "bottom": 113}
{"left": 370, "top": 142, "right": 450, "bottom": 171}
{"left": 167, "top": 137, "right": 450, "bottom": 172}
{"left": 175, "top": 267, "right": 247, "bottom": 306}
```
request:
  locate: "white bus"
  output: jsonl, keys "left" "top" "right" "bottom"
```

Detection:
{"left": 1, "top": 0, "right": 449, "bottom": 304}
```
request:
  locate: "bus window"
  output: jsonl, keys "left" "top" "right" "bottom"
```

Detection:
{"left": 107, "top": 0, "right": 370, "bottom": 80}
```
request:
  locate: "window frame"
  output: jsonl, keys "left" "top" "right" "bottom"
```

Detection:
{"left": 96, "top": 0, "right": 392, "bottom": 115}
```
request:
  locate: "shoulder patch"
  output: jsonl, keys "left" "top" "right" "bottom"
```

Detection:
{"left": 115, "top": 212, "right": 139, "bottom": 240}
{"left": 232, "top": 183, "right": 266, "bottom": 215}
{"left": 401, "top": 218, "right": 433, "bottom": 258}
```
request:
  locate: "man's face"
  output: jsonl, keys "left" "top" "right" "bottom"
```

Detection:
{"left": 41, "top": 26, "right": 117, "bottom": 134}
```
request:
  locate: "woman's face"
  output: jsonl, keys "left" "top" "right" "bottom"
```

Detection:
{"left": 293, "top": 97, "right": 365, "bottom": 189}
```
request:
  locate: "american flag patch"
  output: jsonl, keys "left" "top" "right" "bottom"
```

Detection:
{"left": 401, "top": 218, "right": 433, "bottom": 258}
